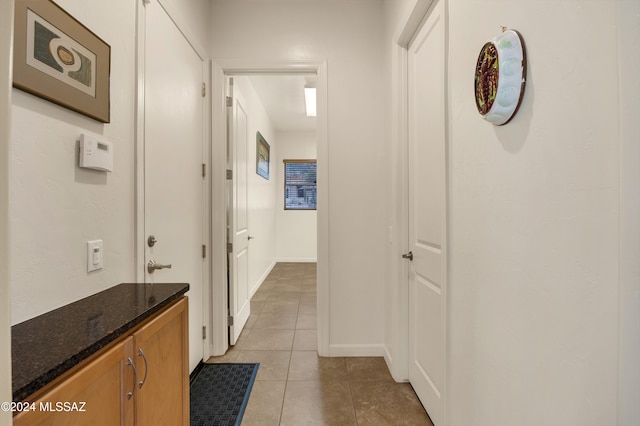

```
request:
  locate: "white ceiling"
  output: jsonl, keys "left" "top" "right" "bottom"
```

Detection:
{"left": 247, "top": 74, "right": 317, "bottom": 132}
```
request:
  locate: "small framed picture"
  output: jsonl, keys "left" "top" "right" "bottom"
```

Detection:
{"left": 256, "top": 132, "right": 270, "bottom": 180}
{"left": 13, "top": 0, "right": 111, "bottom": 123}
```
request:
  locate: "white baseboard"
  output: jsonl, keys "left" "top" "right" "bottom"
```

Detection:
{"left": 383, "top": 344, "right": 409, "bottom": 382}
{"left": 328, "top": 343, "right": 386, "bottom": 357}
{"left": 276, "top": 257, "right": 317, "bottom": 263}
{"left": 249, "top": 259, "right": 277, "bottom": 298}
{"left": 209, "top": 343, "right": 226, "bottom": 357}
{"left": 384, "top": 345, "right": 393, "bottom": 366}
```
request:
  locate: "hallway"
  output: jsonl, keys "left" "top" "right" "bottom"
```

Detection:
{"left": 207, "top": 262, "right": 433, "bottom": 425}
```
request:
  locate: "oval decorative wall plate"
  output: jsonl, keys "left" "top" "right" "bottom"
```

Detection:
{"left": 474, "top": 28, "right": 527, "bottom": 125}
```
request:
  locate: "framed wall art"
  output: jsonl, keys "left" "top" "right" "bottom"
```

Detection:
{"left": 256, "top": 132, "right": 270, "bottom": 180}
{"left": 13, "top": 0, "right": 111, "bottom": 123}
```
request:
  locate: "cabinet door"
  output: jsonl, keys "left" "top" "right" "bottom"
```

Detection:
{"left": 134, "top": 297, "right": 189, "bottom": 426}
{"left": 14, "top": 337, "right": 135, "bottom": 426}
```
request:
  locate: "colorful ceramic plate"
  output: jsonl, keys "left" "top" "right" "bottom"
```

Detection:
{"left": 474, "top": 29, "right": 526, "bottom": 125}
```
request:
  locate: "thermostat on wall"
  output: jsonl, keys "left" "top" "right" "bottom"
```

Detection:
{"left": 79, "top": 134, "right": 113, "bottom": 172}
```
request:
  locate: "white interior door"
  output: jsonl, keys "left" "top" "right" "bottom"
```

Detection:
{"left": 227, "top": 78, "right": 251, "bottom": 345}
{"left": 407, "top": 1, "right": 446, "bottom": 424}
{"left": 144, "top": 0, "right": 205, "bottom": 372}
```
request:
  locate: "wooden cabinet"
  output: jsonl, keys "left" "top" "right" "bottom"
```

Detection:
{"left": 13, "top": 337, "right": 135, "bottom": 425}
{"left": 133, "top": 297, "right": 189, "bottom": 425}
{"left": 14, "top": 297, "right": 188, "bottom": 426}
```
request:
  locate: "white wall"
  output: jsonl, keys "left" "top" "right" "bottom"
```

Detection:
{"left": 10, "top": 0, "right": 137, "bottom": 324}
{"left": 234, "top": 77, "right": 278, "bottom": 294}
{"left": 211, "top": 0, "right": 387, "bottom": 355}
{"left": 384, "top": 0, "right": 636, "bottom": 424}
{"left": 9, "top": 0, "right": 211, "bottom": 326}
{"left": 276, "top": 131, "right": 317, "bottom": 262}
{"left": 1, "top": 0, "right": 14, "bottom": 421}
{"left": 449, "top": 2, "right": 621, "bottom": 424}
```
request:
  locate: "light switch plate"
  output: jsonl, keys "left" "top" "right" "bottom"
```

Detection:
{"left": 87, "top": 240, "right": 103, "bottom": 272}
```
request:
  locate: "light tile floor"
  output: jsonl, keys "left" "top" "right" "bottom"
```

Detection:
{"left": 207, "top": 262, "right": 433, "bottom": 426}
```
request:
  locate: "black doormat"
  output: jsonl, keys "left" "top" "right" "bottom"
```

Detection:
{"left": 190, "top": 363, "right": 259, "bottom": 426}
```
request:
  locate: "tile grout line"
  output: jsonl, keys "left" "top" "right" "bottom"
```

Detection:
{"left": 280, "top": 269, "right": 307, "bottom": 425}
{"left": 345, "top": 362, "right": 360, "bottom": 426}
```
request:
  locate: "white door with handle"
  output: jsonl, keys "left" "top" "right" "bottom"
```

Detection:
{"left": 143, "top": 0, "right": 205, "bottom": 372}
{"left": 406, "top": 1, "right": 447, "bottom": 424}
{"left": 227, "top": 78, "right": 251, "bottom": 345}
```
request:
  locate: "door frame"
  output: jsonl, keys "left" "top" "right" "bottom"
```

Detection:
{"left": 210, "top": 59, "right": 329, "bottom": 356}
{"left": 134, "top": 0, "right": 212, "bottom": 361}
{"left": 393, "top": 0, "right": 450, "bottom": 423}
{"left": 0, "top": 0, "right": 14, "bottom": 419}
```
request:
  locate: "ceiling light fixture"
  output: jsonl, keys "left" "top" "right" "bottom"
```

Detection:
{"left": 304, "top": 86, "right": 316, "bottom": 117}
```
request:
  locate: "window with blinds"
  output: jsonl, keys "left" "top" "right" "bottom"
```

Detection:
{"left": 284, "top": 160, "right": 317, "bottom": 210}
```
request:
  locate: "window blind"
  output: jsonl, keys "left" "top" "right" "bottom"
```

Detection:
{"left": 284, "top": 160, "right": 317, "bottom": 210}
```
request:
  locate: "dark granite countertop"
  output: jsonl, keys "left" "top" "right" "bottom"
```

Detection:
{"left": 11, "top": 283, "right": 189, "bottom": 402}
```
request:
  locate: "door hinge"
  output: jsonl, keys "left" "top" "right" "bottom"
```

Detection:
{"left": 227, "top": 315, "right": 234, "bottom": 326}
{"left": 225, "top": 96, "right": 233, "bottom": 107}
{"left": 202, "top": 244, "right": 206, "bottom": 258}
{"left": 202, "top": 83, "right": 206, "bottom": 97}
{"left": 202, "top": 326, "right": 206, "bottom": 339}
{"left": 226, "top": 169, "right": 232, "bottom": 180}
{"left": 202, "top": 163, "right": 206, "bottom": 178}
{"left": 227, "top": 242, "right": 233, "bottom": 253}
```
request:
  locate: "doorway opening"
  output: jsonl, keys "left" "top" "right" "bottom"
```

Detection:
{"left": 209, "top": 61, "right": 329, "bottom": 358}
{"left": 225, "top": 74, "right": 318, "bottom": 348}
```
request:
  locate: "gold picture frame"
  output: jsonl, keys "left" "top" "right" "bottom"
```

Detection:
{"left": 13, "top": 0, "right": 111, "bottom": 123}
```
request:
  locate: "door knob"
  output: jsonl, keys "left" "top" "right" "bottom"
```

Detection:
{"left": 402, "top": 251, "right": 414, "bottom": 261}
{"left": 147, "top": 260, "right": 172, "bottom": 273}
{"left": 248, "top": 236, "right": 254, "bottom": 241}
